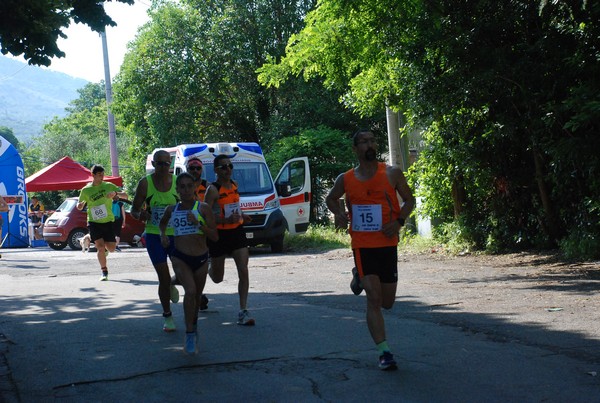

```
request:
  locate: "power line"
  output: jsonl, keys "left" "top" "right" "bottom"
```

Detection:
{"left": 0, "top": 62, "right": 28, "bottom": 82}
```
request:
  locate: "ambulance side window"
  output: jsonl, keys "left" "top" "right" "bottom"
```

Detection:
{"left": 288, "top": 161, "right": 305, "bottom": 194}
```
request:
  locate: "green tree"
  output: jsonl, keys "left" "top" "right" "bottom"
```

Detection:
{"left": 113, "top": 0, "right": 362, "bottom": 162}
{"left": 28, "top": 82, "right": 135, "bottom": 192}
{"left": 266, "top": 126, "right": 356, "bottom": 223}
{"left": 0, "top": 0, "right": 134, "bottom": 66}
{"left": 259, "top": 0, "right": 600, "bottom": 256}
{"left": 0, "top": 126, "right": 20, "bottom": 150}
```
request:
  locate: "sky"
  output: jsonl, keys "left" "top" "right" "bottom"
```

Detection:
{"left": 20, "top": 0, "right": 151, "bottom": 83}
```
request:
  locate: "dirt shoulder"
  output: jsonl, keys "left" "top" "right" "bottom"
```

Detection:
{"left": 396, "top": 250, "right": 600, "bottom": 363}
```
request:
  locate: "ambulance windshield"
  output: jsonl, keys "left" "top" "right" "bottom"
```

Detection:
{"left": 204, "top": 162, "right": 274, "bottom": 196}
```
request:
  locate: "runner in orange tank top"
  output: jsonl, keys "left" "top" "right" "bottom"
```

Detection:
{"left": 326, "top": 128, "right": 415, "bottom": 371}
{"left": 186, "top": 157, "right": 208, "bottom": 202}
{"left": 204, "top": 154, "right": 255, "bottom": 326}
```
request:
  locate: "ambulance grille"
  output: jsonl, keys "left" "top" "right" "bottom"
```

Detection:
{"left": 246, "top": 214, "right": 267, "bottom": 227}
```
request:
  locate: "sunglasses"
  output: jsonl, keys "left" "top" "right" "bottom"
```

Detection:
{"left": 217, "top": 163, "right": 234, "bottom": 170}
{"left": 187, "top": 166, "right": 202, "bottom": 171}
{"left": 356, "top": 138, "right": 377, "bottom": 145}
{"left": 154, "top": 161, "right": 170, "bottom": 167}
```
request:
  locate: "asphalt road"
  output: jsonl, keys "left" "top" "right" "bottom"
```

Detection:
{"left": 1, "top": 245, "right": 599, "bottom": 402}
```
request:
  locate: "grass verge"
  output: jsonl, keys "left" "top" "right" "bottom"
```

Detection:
{"left": 285, "top": 224, "right": 443, "bottom": 255}
{"left": 284, "top": 224, "right": 350, "bottom": 251}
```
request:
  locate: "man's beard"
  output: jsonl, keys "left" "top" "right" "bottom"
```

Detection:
{"left": 365, "top": 148, "right": 377, "bottom": 161}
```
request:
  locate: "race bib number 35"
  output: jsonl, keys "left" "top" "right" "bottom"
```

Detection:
{"left": 172, "top": 210, "right": 200, "bottom": 236}
{"left": 351, "top": 204, "right": 382, "bottom": 232}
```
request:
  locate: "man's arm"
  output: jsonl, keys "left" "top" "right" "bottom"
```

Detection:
{"left": 391, "top": 167, "right": 415, "bottom": 220}
{"left": 204, "top": 185, "right": 224, "bottom": 224}
{"left": 130, "top": 177, "right": 148, "bottom": 221}
{"left": 76, "top": 192, "right": 86, "bottom": 210}
{"left": 158, "top": 205, "right": 173, "bottom": 248}
{"left": 381, "top": 166, "right": 415, "bottom": 237}
{"left": 325, "top": 173, "right": 348, "bottom": 229}
{"left": 121, "top": 204, "right": 126, "bottom": 227}
{"left": 158, "top": 205, "right": 173, "bottom": 235}
{"left": 200, "top": 202, "right": 219, "bottom": 242}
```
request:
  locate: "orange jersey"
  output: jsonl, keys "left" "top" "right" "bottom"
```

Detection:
{"left": 212, "top": 180, "right": 243, "bottom": 230}
{"left": 343, "top": 162, "right": 401, "bottom": 248}
{"left": 195, "top": 179, "right": 208, "bottom": 202}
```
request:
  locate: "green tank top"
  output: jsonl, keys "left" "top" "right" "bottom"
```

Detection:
{"left": 145, "top": 174, "right": 178, "bottom": 235}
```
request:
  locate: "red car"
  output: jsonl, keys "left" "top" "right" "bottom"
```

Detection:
{"left": 43, "top": 197, "right": 145, "bottom": 250}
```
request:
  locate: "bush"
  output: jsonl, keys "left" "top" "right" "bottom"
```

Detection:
{"left": 284, "top": 224, "right": 350, "bottom": 251}
{"left": 265, "top": 126, "right": 356, "bottom": 224}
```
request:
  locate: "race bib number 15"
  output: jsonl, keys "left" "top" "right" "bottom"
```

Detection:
{"left": 351, "top": 204, "right": 382, "bottom": 232}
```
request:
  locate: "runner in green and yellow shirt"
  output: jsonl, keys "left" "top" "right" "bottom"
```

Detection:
{"left": 77, "top": 164, "right": 126, "bottom": 281}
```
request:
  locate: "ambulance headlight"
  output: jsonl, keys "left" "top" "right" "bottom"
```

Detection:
{"left": 265, "top": 198, "right": 280, "bottom": 210}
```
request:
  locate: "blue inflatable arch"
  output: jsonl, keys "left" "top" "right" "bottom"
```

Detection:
{"left": 0, "top": 135, "right": 29, "bottom": 248}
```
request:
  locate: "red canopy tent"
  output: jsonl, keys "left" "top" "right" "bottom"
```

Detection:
{"left": 25, "top": 156, "right": 123, "bottom": 192}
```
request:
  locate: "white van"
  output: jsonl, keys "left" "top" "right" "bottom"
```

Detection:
{"left": 146, "top": 142, "right": 310, "bottom": 252}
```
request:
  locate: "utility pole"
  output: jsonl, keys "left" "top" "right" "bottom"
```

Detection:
{"left": 386, "top": 106, "right": 408, "bottom": 171}
{"left": 101, "top": 30, "right": 119, "bottom": 177}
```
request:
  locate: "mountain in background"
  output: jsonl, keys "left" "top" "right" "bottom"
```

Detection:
{"left": 0, "top": 55, "right": 89, "bottom": 143}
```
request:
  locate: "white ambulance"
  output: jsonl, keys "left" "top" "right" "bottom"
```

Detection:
{"left": 146, "top": 142, "right": 310, "bottom": 252}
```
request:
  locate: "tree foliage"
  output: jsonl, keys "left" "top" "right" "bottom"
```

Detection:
{"left": 266, "top": 126, "right": 356, "bottom": 223}
{"left": 26, "top": 82, "right": 135, "bottom": 194}
{"left": 112, "top": 0, "right": 362, "bottom": 162}
{"left": 0, "top": 0, "right": 134, "bottom": 66}
{"left": 259, "top": 0, "right": 600, "bottom": 257}
{"left": 0, "top": 126, "right": 21, "bottom": 151}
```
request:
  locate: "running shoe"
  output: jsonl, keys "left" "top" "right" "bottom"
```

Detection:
{"left": 237, "top": 309, "right": 255, "bottom": 326}
{"left": 163, "top": 315, "right": 176, "bottom": 332}
{"left": 199, "top": 294, "right": 209, "bottom": 311}
{"left": 350, "top": 267, "right": 363, "bottom": 295}
{"left": 115, "top": 247, "right": 122, "bottom": 252}
{"left": 100, "top": 271, "right": 108, "bottom": 281}
{"left": 170, "top": 284, "right": 180, "bottom": 304}
{"left": 378, "top": 351, "right": 398, "bottom": 371}
{"left": 184, "top": 332, "right": 197, "bottom": 355}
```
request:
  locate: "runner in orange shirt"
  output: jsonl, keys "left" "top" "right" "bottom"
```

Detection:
{"left": 326, "top": 128, "right": 415, "bottom": 371}
{"left": 204, "top": 154, "right": 255, "bottom": 326}
{"left": 186, "top": 158, "right": 208, "bottom": 202}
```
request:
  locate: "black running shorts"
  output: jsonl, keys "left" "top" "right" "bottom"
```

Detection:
{"left": 88, "top": 221, "right": 116, "bottom": 243}
{"left": 352, "top": 246, "right": 398, "bottom": 283}
{"left": 207, "top": 225, "right": 247, "bottom": 258}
